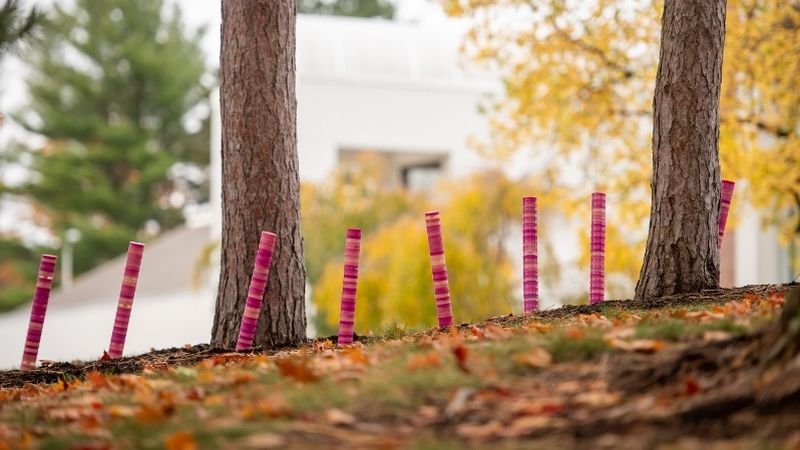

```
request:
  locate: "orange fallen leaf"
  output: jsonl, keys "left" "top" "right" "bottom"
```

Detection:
{"left": 343, "top": 347, "right": 369, "bottom": 365}
{"left": 274, "top": 357, "right": 318, "bottom": 383}
{"left": 565, "top": 327, "right": 584, "bottom": 339}
{"left": 239, "top": 394, "right": 291, "bottom": 419}
{"left": 86, "top": 371, "right": 110, "bottom": 390}
{"left": 523, "top": 321, "right": 553, "bottom": 333}
{"left": 232, "top": 371, "right": 257, "bottom": 384}
{"left": 407, "top": 351, "right": 441, "bottom": 371}
{"left": 165, "top": 431, "right": 196, "bottom": 450}
{"left": 608, "top": 338, "right": 665, "bottom": 353}
{"left": 201, "top": 353, "right": 253, "bottom": 368}
{"left": 108, "top": 405, "right": 138, "bottom": 418}
{"left": 513, "top": 348, "right": 552, "bottom": 368}
{"left": 452, "top": 345, "right": 469, "bottom": 372}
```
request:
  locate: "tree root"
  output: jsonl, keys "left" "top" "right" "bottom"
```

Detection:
{"left": 611, "top": 287, "right": 800, "bottom": 420}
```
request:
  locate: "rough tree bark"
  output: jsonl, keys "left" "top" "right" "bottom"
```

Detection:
{"left": 212, "top": 0, "right": 306, "bottom": 348}
{"left": 635, "top": 0, "right": 727, "bottom": 301}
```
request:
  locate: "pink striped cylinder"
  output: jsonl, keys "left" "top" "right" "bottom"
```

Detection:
{"left": 107, "top": 242, "right": 145, "bottom": 359}
{"left": 522, "top": 197, "right": 539, "bottom": 314}
{"left": 337, "top": 228, "right": 362, "bottom": 346}
{"left": 235, "top": 231, "right": 277, "bottom": 351}
{"left": 589, "top": 193, "right": 606, "bottom": 305}
{"left": 425, "top": 211, "right": 453, "bottom": 328}
{"left": 20, "top": 254, "right": 57, "bottom": 370}
{"left": 718, "top": 180, "right": 735, "bottom": 248}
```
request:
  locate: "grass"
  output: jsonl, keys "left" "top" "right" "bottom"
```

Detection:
{"left": 633, "top": 318, "right": 749, "bottom": 340}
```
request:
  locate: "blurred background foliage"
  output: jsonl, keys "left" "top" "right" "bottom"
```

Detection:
{"left": 305, "top": 160, "right": 531, "bottom": 335}
{"left": 444, "top": 0, "right": 800, "bottom": 277}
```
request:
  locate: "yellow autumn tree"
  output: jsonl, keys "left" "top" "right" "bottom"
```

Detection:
{"left": 309, "top": 171, "right": 527, "bottom": 335}
{"left": 445, "top": 0, "right": 800, "bottom": 285}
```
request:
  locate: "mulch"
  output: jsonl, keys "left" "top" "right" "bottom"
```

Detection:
{"left": 1, "top": 282, "right": 795, "bottom": 389}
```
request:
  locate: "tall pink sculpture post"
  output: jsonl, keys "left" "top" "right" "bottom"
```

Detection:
{"left": 107, "top": 242, "right": 145, "bottom": 359}
{"left": 589, "top": 193, "right": 606, "bottom": 305}
{"left": 522, "top": 197, "right": 539, "bottom": 314}
{"left": 425, "top": 211, "right": 453, "bottom": 328}
{"left": 337, "top": 228, "right": 362, "bottom": 346}
{"left": 718, "top": 180, "right": 735, "bottom": 248}
{"left": 236, "top": 231, "right": 277, "bottom": 351}
{"left": 20, "top": 254, "right": 57, "bottom": 370}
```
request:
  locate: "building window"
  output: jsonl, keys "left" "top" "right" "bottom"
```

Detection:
{"left": 338, "top": 148, "right": 447, "bottom": 192}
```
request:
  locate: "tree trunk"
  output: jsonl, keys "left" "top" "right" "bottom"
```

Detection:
{"left": 212, "top": 0, "right": 306, "bottom": 348}
{"left": 635, "top": 0, "right": 727, "bottom": 301}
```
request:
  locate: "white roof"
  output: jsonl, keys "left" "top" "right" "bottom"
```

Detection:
{"left": 296, "top": 15, "right": 497, "bottom": 90}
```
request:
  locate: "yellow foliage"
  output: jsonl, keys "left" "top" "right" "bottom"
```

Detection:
{"left": 446, "top": 0, "right": 800, "bottom": 283}
{"left": 309, "top": 172, "right": 523, "bottom": 334}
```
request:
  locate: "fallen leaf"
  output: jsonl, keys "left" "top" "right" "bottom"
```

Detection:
{"left": 240, "top": 432, "right": 286, "bottom": 449}
{"left": 165, "top": 431, "right": 196, "bottom": 450}
{"left": 702, "top": 330, "right": 733, "bottom": 342}
{"left": 501, "top": 415, "right": 555, "bottom": 437}
{"left": 565, "top": 327, "right": 584, "bottom": 339}
{"left": 444, "top": 388, "right": 474, "bottom": 418}
{"left": 324, "top": 408, "right": 356, "bottom": 426}
{"left": 604, "top": 326, "right": 635, "bottom": 340}
{"left": 136, "top": 404, "right": 173, "bottom": 424}
{"left": 407, "top": 352, "right": 441, "bottom": 371}
{"left": 108, "top": 405, "right": 137, "bottom": 418}
{"left": 574, "top": 391, "right": 620, "bottom": 407}
{"left": 456, "top": 420, "right": 503, "bottom": 440}
{"left": 608, "top": 338, "right": 665, "bottom": 353}
{"left": 274, "top": 358, "right": 318, "bottom": 383}
{"left": 523, "top": 321, "right": 553, "bottom": 333}
{"left": 452, "top": 345, "right": 469, "bottom": 372}
{"left": 240, "top": 394, "right": 291, "bottom": 419}
{"left": 343, "top": 347, "right": 369, "bottom": 365}
{"left": 86, "top": 372, "right": 110, "bottom": 390}
{"left": 232, "top": 371, "right": 257, "bottom": 384}
{"left": 201, "top": 353, "right": 253, "bottom": 368}
{"left": 683, "top": 377, "right": 701, "bottom": 396}
{"left": 513, "top": 348, "right": 552, "bottom": 368}
{"left": 577, "top": 313, "right": 613, "bottom": 328}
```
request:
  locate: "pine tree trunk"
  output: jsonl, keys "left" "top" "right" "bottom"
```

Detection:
{"left": 635, "top": 0, "right": 727, "bottom": 301}
{"left": 212, "top": 0, "right": 306, "bottom": 348}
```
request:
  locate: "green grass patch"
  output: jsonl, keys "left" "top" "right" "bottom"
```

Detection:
{"left": 635, "top": 318, "right": 748, "bottom": 341}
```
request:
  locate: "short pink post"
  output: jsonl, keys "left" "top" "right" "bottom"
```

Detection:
{"left": 337, "top": 228, "right": 362, "bottom": 346}
{"left": 236, "top": 231, "right": 277, "bottom": 351}
{"left": 718, "top": 180, "right": 735, "bottom": 248}
{"left": 589, "top": 193, "right": 606, "bottom": 305}
{"left": 20, "top": 254, "right": 57, "bottom": 370}
{"left": 107, "top": 242, "right": 145, "bottom": 359}
{"left": 425, "top": 211, "right": 453, "bottom": 328}
{"left": 522, "top": 197, "right": 538, "bottom": 314}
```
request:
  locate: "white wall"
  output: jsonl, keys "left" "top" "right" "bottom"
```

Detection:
{"left": 0, "top": 291, "right": 215, "bottom": 370}
{"left": 295, "top": 76, "right": 494, "bottom": 182}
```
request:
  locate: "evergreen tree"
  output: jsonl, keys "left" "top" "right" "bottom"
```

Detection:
{"left": 15, "top": 0, "right": 210, "bottom": 276}
{"left": 298, "top": 0, "right": 394, "bottom": 19}
{"left": 0, "top": 0, "right": 41, "bottom": 58}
